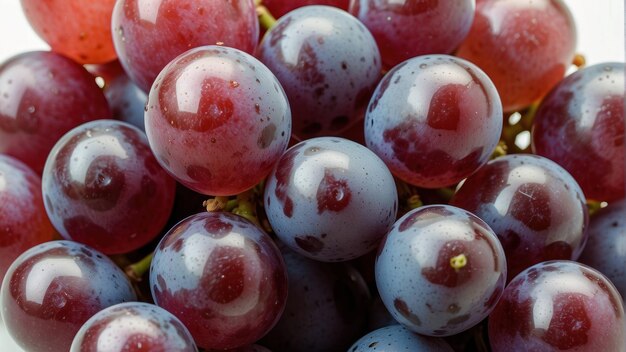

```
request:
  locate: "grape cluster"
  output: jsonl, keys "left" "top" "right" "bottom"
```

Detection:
{"left": 0, "top": 0, "right": 624, "bottom": 351}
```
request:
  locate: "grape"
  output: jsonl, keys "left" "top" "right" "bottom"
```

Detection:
{"left": 150, "top": 212, "right": 288, "bottom": 350}
{"left": 348, "top": 324, "right": 454, "bottom": 351}
{"left": 0, "top": 51, "right": 111, "bottom": 174}
{"left": 365, "top": 55, "right": 502, "bottom": 188}
{"left": 42, "top": 120, "right": 176, "bottom": 255}
{"left": 111, "top": 0, "right": 259, "bottom": 92}
{"left": 263, "top": 0, "right": 349, "bottom": 18}
{"left": 261, "top": 244, "right": 370, "bottom": 351}
{"left": 456, "top": 0, "right": 577, "bottom": 112}
{"left": 531, "top": 62, "right": 625, "bottom": 202}
{"left": 579, "top": 200, "right": 626, "bottom": 300}
{"left": 376, "top": 205, "right": 506, "bottom": 336}
{"left": 0, "top": 155, "right": 55, "bottom": 282}
{"left": 20, "top": 0, "right": 117, "bottom": 64}
{"left": 70, "top": 302, "right": 197, "bottom": 352}
{"left": 144, "top": 45, "right": 291, "bottom": 196}
{"left": 450, "top": 154, "right": 589, "bottom": 280}
{"left": 257, "top": 5, "right": 381, "bottom": 138}
{"left": 488, "top": 261, "right": 626, "bottom": 351}
{"left": 1, "top": 240, "right": 137, "bottom": 352}
{"left": 264, "top": 137, "right": 398, "bottom": 262}
{"left": 349, "top": 0, "right": 475, "bottom": 69}
{"left": 219, "top": 345, "right": 271, "bottom": 352}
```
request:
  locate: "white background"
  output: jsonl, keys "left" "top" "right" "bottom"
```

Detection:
{"left": 0, "top": 1, "right": 624, "bottom": 351}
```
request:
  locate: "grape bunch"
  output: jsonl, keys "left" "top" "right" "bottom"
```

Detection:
{"left": 0, "top": 0, "right": 624, "bottom": 351}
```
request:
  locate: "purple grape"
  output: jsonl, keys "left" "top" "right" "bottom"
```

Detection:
{"left": 450, "top": 154, "right": 589, "bottom": 280}
{"left": 0, "top": 51, "right": 111, "bottom": 174}
{"left": 70, "top": 302, "right": 197, "bottom": 352}
{"left": 144, "top": 45, "right": 291, "bottom": 196}
{"left": 350, "top": 0, "right": 475, "bottom": 69}
{"left": 42, "top": 119, "right": 176, "bottom": 254}
{"left": 365, "top": 55, "right": 502, "bottom": 188}
{"left": 348, "top": 324, "right": 454, "bottom": 351}
{"left": 376, "top": 205, "right": 506, "bottom": 336}
{"left": 263, "top": 0, "right": 349, "bottom": 18}
{"left": 579, "top": 200, "right": 626, "bottom": 300}
{"left": 264, "top": 137, "right": 397, "bottom": 262}
{"left": 257, "top": 5, "right": 381, "bottom": 138}
{"left": 489, "top": 261, "right": 626, "bottom": 351}
{"left": 1, "top": 240, "right": 137, "bottom": 352}
{"left": 150, "top": 212, "right": 288, "bottom": 350}
{"left": 261, "top": 244, "right": 370, "bottom": 351}
{"left": 532, "top": 62, "right": 625, "bottom": 202}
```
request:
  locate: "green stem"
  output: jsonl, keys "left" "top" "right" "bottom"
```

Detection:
{"left": 257, "top": 4, "right": 277, "bottom": 31}
{"left": 125, "top": 252, "right": 153, "bottom": 282}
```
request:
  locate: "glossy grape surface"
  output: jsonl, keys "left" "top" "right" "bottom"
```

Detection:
{"left": 264, "top": 137, "right": 397, "bottom": 262}
{"left": 579, "top": 200, "right": 626, "bottom": 300}
{"left": 0, "top": 155, "right": 55, "bottom": 282}
{"left": 20, "top": 0, "right": 117, "bottom": 64}
{"left": 261, "top": 244, "right": 370, "bottom": 351}
{"left": 350, "top": 0, "right": 475, "bottom": 69}
{"left": 1, "top": 240, "right": 137, "bottom": 352}
{"left": 150, "top": 212, "right": 288, "bottom": 350}
{"left": 42, "top": 120, "right": 176, "bottom": 254}
{"left": 450, "top": 154, "right": 589, "bottom": 280}
{"left": 365, "top": 55, "right": 502, "bottom": 188}
{"left": 112, "top": 0, "right": 259, "bottom": 92}
{"left": 349, "top": 324, "right": 454, "bottom": 351}
{"left": 489, "top": 261, "right": 626, "bottom": 351}
{"left": 376, "top": 205, "right": 506, "bottom": 336}
{"left": 70, "top": 302, "right": 198, "bottom": 352}
{"left": 0, "top": 51, "right": 111, "bottom": 174}
{"left": 456, "top": 0, "right": 577, "bottom": 112}
{"left": 532, "top": 62, "right": 625, "bottom": 202}
{"left": 145, "top": 45, "right": 291, "bottom": 196}
{"left": 258, "top": 5, "right": 381, "bottom": 138}
{"left": 263, "top": 0, "right": 349, "bottom": 18}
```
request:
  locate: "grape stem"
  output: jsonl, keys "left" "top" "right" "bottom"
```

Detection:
{"left": 125, "top": 252, "right": 154, "bottom": 282}
{"left": 256, "top": 3, "right": 277, "bottom": 31}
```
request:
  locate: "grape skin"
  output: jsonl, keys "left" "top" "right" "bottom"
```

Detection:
{"left": 349, "top": 324, "right": 454, "bottom": 351}
{"left": 262, "top": 0, "right": 349, "bottom": 18}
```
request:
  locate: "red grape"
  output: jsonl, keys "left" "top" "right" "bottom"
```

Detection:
{"left": 20, "top": 0, "right": 117, "bottom": 64}
{"left": 350, "top": 0, "right": 475, "bottom": 69}
{"left": 145, "top": 46, "right": 291, "bottom": 196}
{"left": 0, "top": 51, "right": 111, "bottom": 174}
{"left": 450, "top": 154, "right": 589, "bottom": 280}
{"left": 365, "top": 55, "right": 502, "bottom": 188}
{"left": 263, "top": 0, "right": 349, "bottom": 18}
{"left": 489, "top": 261, "right": 625, "bottom": 351}
{"left": 70, "top": 302, "right": 198, "bottom": 352}
{"left": 1, "top": 241, "right": 137, "bottom": 352}
{"left": 111, "top": 0, "right": 259, "bottom": 92}
{"left": 42, "top": 120, "right": 176, "bottom": 254}
{"left": 456, "top": 0, "right": 577, "bottom": 112}
{"left": 0, "top": 155, "right": 55, "bottom": 282}
{"left": 150, "top": 212, "right": 288, "bottom": 350}
{"left": 532, "top": 62, "right": 625, "bottom": 202}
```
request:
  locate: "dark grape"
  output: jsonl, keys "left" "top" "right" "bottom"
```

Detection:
{"left": 1, "top": 240, "right": 137, "bottom": 352}
{"left": 144, "top": 45, "right": 291, "bottom": 196}
{"left": 456, "top": 0, "right": 577, "bottom": 112}
{"left": 450, "top": 154, "right": 589, "bottom": 280}
{"left": 258, "top": 5, "right": 381, "bottom": 138}
{"left": 20, "top": 0, "right": 117, "bottom": 64}
{"left": 42, "top": 120, "right": 176, "bottom": 254}
{"left": 365, "top": 55, "right": 502, "bottom": 188}
{"left": 150, "top": 212, "right": 288, "bottom": 350}
{"left": 111, "top": 0, "right": 259, "bottom": 92}
{"left": 263, "top": 0, "right": 349, "bottom": 18}
{"left": 0, "top": 51, "right": 111, "bottom": 174}
{"left": 532, "top": 62, "right": 624, "bottom": 202}
{"left": 264, "top": 137, "right": 397, "bottom": 262}
{"left": 70, "top": 302, "right": 197, "bottom": 352}
{"left": 376, "top": 205, "right": 506, "bottom": 336}
{"left": 579, "top": 200, "right": 626, "bottom": 300}
{"left": 489, "top": 261, "right": 626, "bottom": 351}
{"left": 350, "top": 0, "right": 475, "bottom": 68}
{"left": 348, "top": 324, "right": 454, "bottom": 351}
{"left": 0, "top": 155, "right": 55, "bottom": 282}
